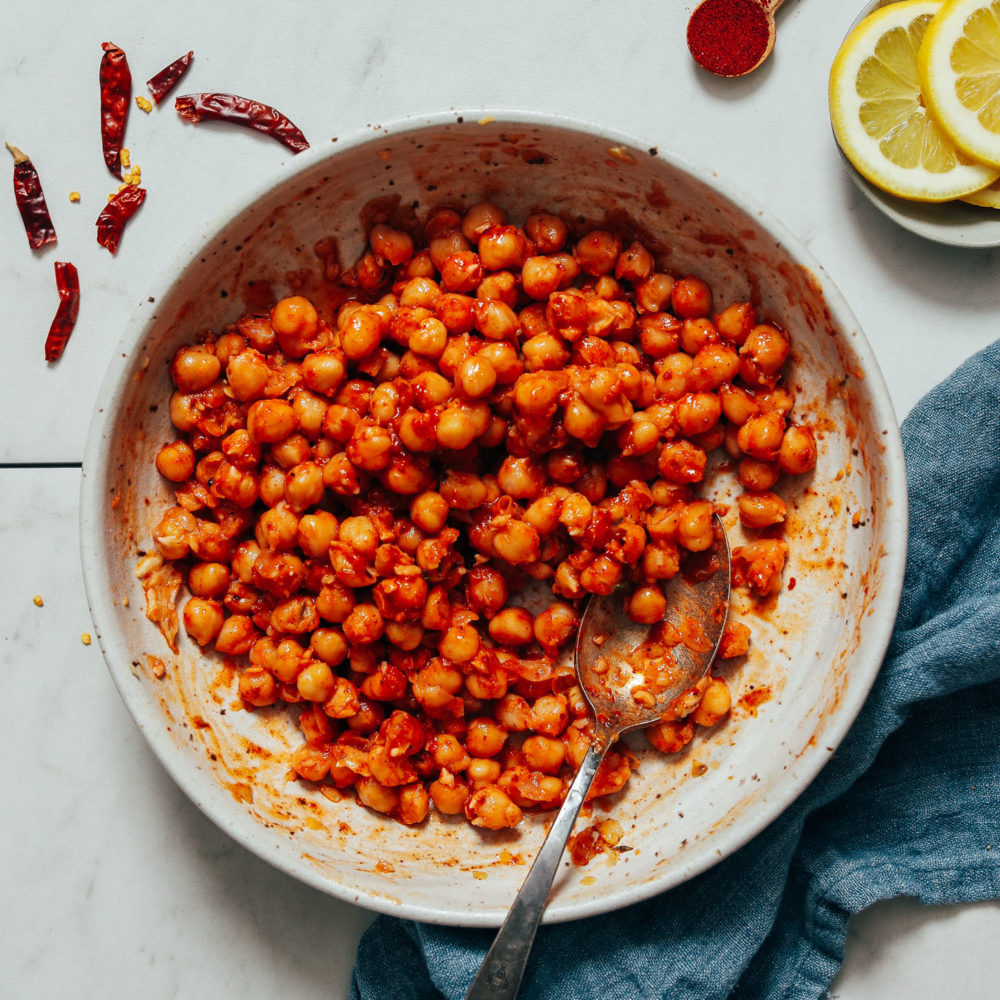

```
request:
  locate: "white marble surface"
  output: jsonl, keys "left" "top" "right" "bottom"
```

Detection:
{"left": 2, "top": 1, "right": 999, "bottom": 997}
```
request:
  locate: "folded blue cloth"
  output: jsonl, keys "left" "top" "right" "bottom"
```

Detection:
{"left": 352, "top": 340, "right": 1000, "bottom": 1000}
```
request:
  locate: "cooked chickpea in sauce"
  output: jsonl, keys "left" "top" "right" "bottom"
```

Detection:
{"left": 145, "top": 202, "right": 817, "bottom": 841}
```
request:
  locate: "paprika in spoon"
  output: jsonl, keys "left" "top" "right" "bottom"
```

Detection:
{"left": 687, "top": 0, "right": 787, "bottom": 77}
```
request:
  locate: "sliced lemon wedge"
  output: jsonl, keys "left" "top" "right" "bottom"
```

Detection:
{"left": 830, "top": 0, "right": 1000, "bottom": 201}
{"left": 920, "top": 0, "right": 1000, "bottom": 167}
{"left": 962, "top": 176, "right": 1000, "bottom": 204}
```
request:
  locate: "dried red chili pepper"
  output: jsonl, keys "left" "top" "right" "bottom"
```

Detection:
{"left": 6, "top": 142, "right": 57, "bottom": 250}
{"left": 96, "top": 186, "right": 147, "bottom": 254}
{"left": 147, "top": 50, "right": 193, "bottom": 104}
{"left": 45, "top": 262, "right": 80, "bottom": 362}
{"left": 175, "top": 93, "right": 310, "bottom": 153}
{"left": 100, "top": 41, "right": 132, "bottom": 178}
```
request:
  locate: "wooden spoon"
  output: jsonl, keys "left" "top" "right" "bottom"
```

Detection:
{"left": 687, "top": 0, "right": 788, "bottom": 77}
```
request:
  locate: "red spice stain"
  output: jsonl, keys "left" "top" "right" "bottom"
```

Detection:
{"left": 224, "top": 780, "right": 254, "bottom": 804}
{"left": 739, "top": 686, "right": 773, "bottom": 716}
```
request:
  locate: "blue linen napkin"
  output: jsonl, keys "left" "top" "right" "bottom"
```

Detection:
{"left": 352, "top": 340, "right": 1000, "bottom": 1000}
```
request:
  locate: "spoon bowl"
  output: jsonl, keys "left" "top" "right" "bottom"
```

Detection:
{"left": 577, "top": 528, "right": 732, "bottom": 739}
{"left": 465, "top": 517, "right": 731, "bottom": 999}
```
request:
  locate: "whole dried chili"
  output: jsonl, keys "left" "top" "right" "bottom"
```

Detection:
{"left": 45, "top": 262, "right": 80, "bottom": 363}
{"left": 175, "top": 93, "right": 310, "bottom": 153}
{"left": 147, "top": 50, "right": 193, "bottom": 104}
{"left": 100, "top": 41, "right": 132, "bottom": 178}
{"left": 6, "top": 142, "right": 57, "bottom": 249}
{"left": 687, "top": 0, "right": 770, "bottom": 77}
{"left": 96, "top": 185, "right": 146, "bottom": 254}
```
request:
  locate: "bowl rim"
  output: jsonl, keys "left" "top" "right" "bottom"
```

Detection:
{"left": 79, "top": 107, "right": 909, "bottom": 926}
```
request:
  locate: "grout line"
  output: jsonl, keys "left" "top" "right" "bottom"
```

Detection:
{"left": 0, "top": 462, "right": 83, "bottom": 469}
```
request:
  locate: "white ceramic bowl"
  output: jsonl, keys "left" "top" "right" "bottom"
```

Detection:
{"left": 80, "top": 111, "right": 907, "bottom": 927}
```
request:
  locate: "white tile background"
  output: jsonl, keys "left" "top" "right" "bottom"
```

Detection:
{"left": 2, "top": 2, "right": 999, "bottom": 997}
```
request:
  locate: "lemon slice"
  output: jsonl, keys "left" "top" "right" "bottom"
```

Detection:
{"left": 830, "top": 0, "right": 1000, "bottom": 201}
{"left": 962, "top": 176, "right": 1000, "bottom": 204}
{"left": 920, "top": 0, "right": 1000, "bottom": 167}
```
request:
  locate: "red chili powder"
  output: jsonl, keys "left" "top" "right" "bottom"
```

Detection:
{"left": 687, "top": 0, "right": 771, "bottom": 77}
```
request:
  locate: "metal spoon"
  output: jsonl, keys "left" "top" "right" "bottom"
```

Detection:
{"left": 465, "top": 516, "right": 731, "bottom": 1000}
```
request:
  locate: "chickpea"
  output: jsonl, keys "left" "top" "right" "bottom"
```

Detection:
{"left": 671, "top": 276, "right": 712, "bottom": 318}
{"left": 462, "top": 202, "right": 507, "bottom": 241}
{"left": 677, "top": 500, "right": 715, "bottom": 552}
{"left": 778, "top": 424, "right": 818, "bottom": 475}
{"left": 488, "top": 607, "right": 534, "bottom": 646}
{"left": 182, "top": 598, "right": 224, "bottom": 646}
{"left": 301, "top": 350, "right": 346, "bottom": 395}
{"left": 574, "top": 230, "right": 621, "bottom": 276}
{"left": 519, "top": 256, "right": 562, "bottom": 300}
{"left": 524, "top": 212, "right": 568, "bottom": 252}
{"left": 691, "top": 677, "right": 732, "bottom": 727}
{"left": 271, "top": 296, "right": 319, "bottom": 358}
{"left": 215, "top": 615, "right": 257, "bottom": 655}
{"left": 356, "top": 777, "right": 400, "bottom": 816}
{"left": 343, "top": 603, "right": 385, "bottom": 644}
{"left": 635, "top": 273, "right": 676, "bottom": 313}
{"left": 737, "top": 411, "right": 787, "bottom": 461}
{"left": 340, "top": 309, "right": 382, "bottom": 360}
{"left": 465, "top": 785, "right": 522, "bottom": 829}
{"left": 247, "top": 399, "right": 297, "bottom": 444}
{"left": 270, "top": 596, "right": 319, "bottom": 635}
{"left": 496, "top": 456, "right": 545, "bottom": 500}
{"left": 408, "top": 316, "right": 448, "bottom": 358}
{"left": 397, "top": 783, "right": 430, "bottom": 825}
{"left": 495, "top": 693, "right": 532, "bottom": 731}
{"left": 522, "top": 735, "right": 567, "bottom": 774}
{"left": 473, "top": 299, "right": 519, "bottom": 341}
{"left": 647, "top": 719, "right": 695, "bottom": 754}
{"left": 532, "top": 601, "right": 578, "bottom": 655}
{"left": 436, "top": 405, "right": 479, "bottom": 450}
{"left": 439, "top": 623, "right": 480, "bottom": 664}
{"left": 188, "top": 562, "right": 231, "bottom": 599}
{"left": 738, "top": 457, "right": 780, "bottom": 492}
{"left": 530, "top": 694, "right": 570, "bottom": 736}
{"left": 615, "top": 240, "right": 654, "bottom": 284}
{"left": 309, "top": 628, "right": 349, "bottom": 666}
{"left": 628, "top": 585, "right": 667, "bottom": 624}
{"left": 466, "top": 718, "right": 508, "bottom": 758}
{"left": 715, "top": 301, "right": 757, "bottom": 345}
{"left": 429, "top": 774, "right": 470, "bottom": 814}
{"left": 239, "top": 666, "right": 278, "bottom": 707}
{"left": 676, "top": 392, "right": 722, "bottom": 437}
{"left": 369, "top": 224, "right": 414, "bottom": 266}
{"left": 454, "top": 354, "right": 496, "bottom": 400}
{"left": 738, "top": 491, "right": 787, "bottom": 530}
{"left": 493, "top": 520, "right": 541, "bottom": 565}
{"left": 296, "top": 661, "right": 336, "bottom": 703}
{"left": 155, "top": 441, "right": 195, "bottom": 482}
{"left": 477, "top": 225, "right": 527, "bottom": 271}
{"left": 171, "top": 345, "right": 221, "bottom": 393}
{"left": 408, "top": 491, "right": 447, "bottom": 534}
{"left": 740, "top": 323, "right": 789, "bottom": 385}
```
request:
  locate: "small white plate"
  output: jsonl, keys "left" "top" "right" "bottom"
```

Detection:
{"left": 838, "top": 1, "right": 1000, "bottom": 248}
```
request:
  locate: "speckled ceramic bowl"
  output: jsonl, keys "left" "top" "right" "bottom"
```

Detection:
{"left": 80, "top": 111, "right": 907, "bottom": 927}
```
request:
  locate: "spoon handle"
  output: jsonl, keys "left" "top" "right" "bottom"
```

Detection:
{"left": 464, "top": 738, "right": 610, "bottom": 1000}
